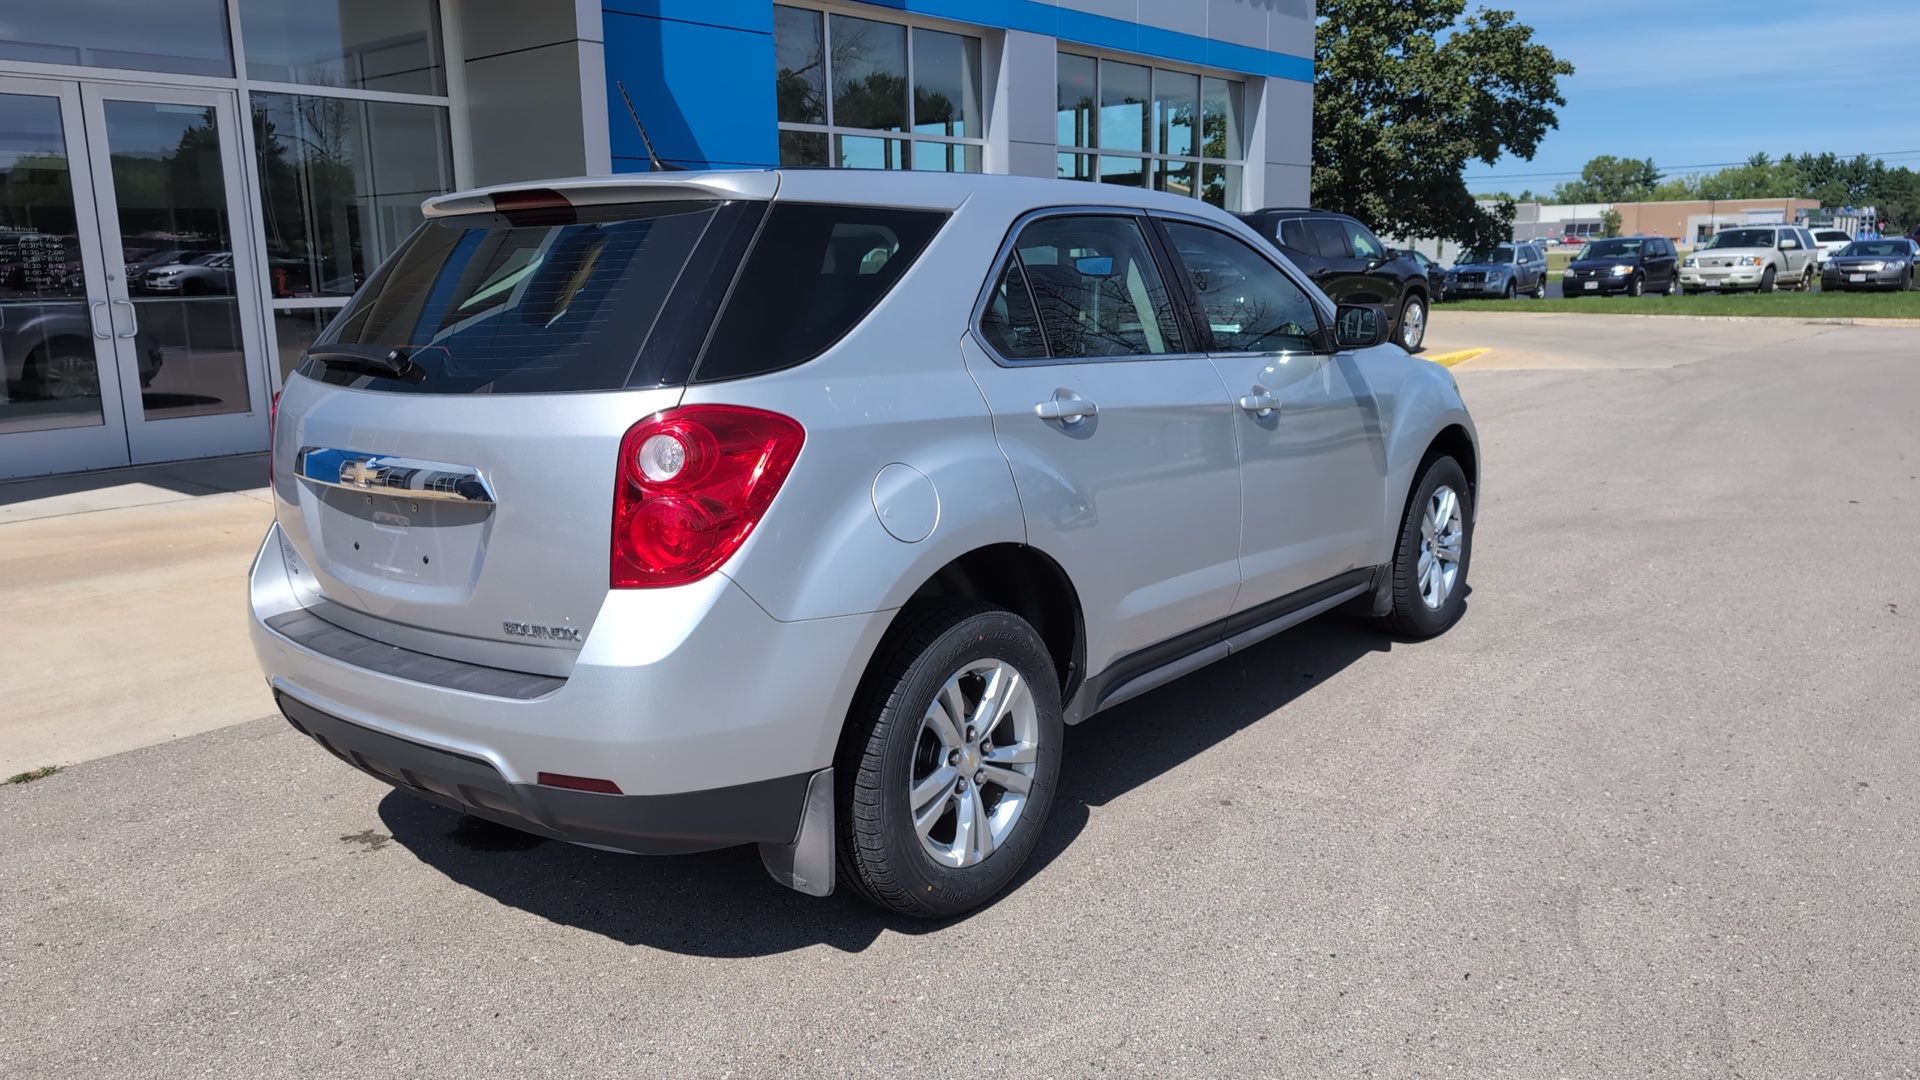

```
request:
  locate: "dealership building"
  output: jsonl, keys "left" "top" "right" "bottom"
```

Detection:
{"left": 0, "top": 0, "right": 1314, "bottom": 480}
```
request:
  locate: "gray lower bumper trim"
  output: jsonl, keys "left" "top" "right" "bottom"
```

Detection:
{"left": 276, "top": 691, "right": 813, "bottom": 855}
{"left": 265, "top": 609, "right": 564, "bottom": 700}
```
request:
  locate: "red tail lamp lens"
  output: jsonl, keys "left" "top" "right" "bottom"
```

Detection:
{"left": 612, "top": 406, "right": 805, "bottom": 588}
{"left": 536, "top": 772, "right": 623, "bottom": 795}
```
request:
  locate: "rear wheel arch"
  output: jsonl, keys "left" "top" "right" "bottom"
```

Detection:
{"left": 893, "top": 544, "right": 1085, "bottom": 704}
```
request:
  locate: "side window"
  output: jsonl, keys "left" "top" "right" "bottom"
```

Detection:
{"left": 978, "top": 257, "right": 1047, "bottom": 360}
{"left": 1308, "top": 217, "right": 1351, "bottom": 258}
{"left": 1343, "top": 220, "right": 1384, "bottom": 260}
{"left": 696, "top": 203, "right": 948, "bottom": 382}
{"left": 1278, "top": 218, "right": 1319, "bottom": 255}
{"left": 1012, "top": 215, "right": 1186, "bottom": 359}
{"left": 1162, "top": 221, "right": 1321, "bottom": 354}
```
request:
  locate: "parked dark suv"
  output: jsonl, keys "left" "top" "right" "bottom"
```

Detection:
{"left": 1236, "top": 209, "right": 1432, "bottom": 351}
{"left": 1564, "top": 236, "right": 1681, "bottom": 297}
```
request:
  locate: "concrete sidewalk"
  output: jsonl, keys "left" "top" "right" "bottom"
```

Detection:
{"left": 0, "top": 455, "right": 275, "bottom": 775}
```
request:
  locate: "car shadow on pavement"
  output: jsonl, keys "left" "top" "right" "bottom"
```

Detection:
{"left": 378, "top": 612, "right": 1404, "bottom": 956}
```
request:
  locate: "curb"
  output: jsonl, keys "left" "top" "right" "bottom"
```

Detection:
{"left": 1425, "top": 348, "right": 1489, "bottom": 368}
{"left": 1436, "top": 310, "right": 1920, "bottom": 328}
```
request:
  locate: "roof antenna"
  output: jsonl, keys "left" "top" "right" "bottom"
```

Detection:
{"left": 616, "top": 81, "right": 685, "bottom": 172}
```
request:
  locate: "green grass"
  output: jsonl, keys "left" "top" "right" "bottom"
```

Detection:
{"left": 6, "top": 765, "right": 62, "bottom": 785}
{"left": 1447, "top": 289, "right": 1920, "bottom": 319}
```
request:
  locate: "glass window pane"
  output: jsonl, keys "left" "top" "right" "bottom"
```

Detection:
{"left": 1202, "top": 77, "right": 1244, "bottom": 161}
{"left": 1153, "top": 70, "right": 1199, "bottom": 158}
{"left": 1058, "top": 152, "right": 1094, "bottom": 183}
{"left": 1097, "top": 156, "right": 1147, "bottom": 189}
{"left": 1163, "top": 221, "right": 1319, "bottom": 353}
{"left": 1343, "top": 220, "right": 1385, "bottom": 259}
{"left": 837, "top": 134, "right": 909, "bottom": 170}
{"left": 911, "top": 29, "right": 979, "bottom": 138}
{"left": 1098, "top": 60, "right": 1150, "bottom": 153}
{"left": 1155, "top": 159, "right": 1196, "bottom": 200}
{"left": 1201, "top": 162, "right": 1242, "bottom": 210}
{"left": 273, "top": 307, "right": 338, "bottom": 384}
{"left": 0, "top": 92, "right": 104, "bottom": 434}
{"left": 103, "top": 101, "right": 249, "bottom": 421}
{"left": 774, "top": 5, "right": 826, "bottom": 125}
{"left": 1013, "top": 215, "right": 1185, "bottom": 358}
{"left": 1056, "top": 53, "right": 1096, "bottom": 148}
{"left": 240, "top": 0, "right": 444, "bottom": 94}
{"left": 253, "top": 93, "right": 453, "bottom": 298}
{"left": 831, "top": 15, "right": 908, "bottom": 132}
{"left": 978, "top": 257, "right": 1046, "bottom": 360}
{"left": 779, "top": 130, "right": 828, "bottom": 167}
{"left": 0, "top": 1, "right": 231, "bottom": 77}
{"left": 697, "top": 204, "right": 949, "bottom": 382}
{"left": 910, "top": 141, "right": 980, "bottom": 173}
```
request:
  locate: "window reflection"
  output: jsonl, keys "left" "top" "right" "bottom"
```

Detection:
{"left": 253, "top": 93, "right": 452, "bottom": 298}
{"left": 239, "top": 0, "right": 446, "bottom": 94}
{"left": 0, "top": 1, "right": 232, "bottom": 77}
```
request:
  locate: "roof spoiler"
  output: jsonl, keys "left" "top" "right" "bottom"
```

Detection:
{"left": 423, "top": 172, "right": 780, "bottom": 218}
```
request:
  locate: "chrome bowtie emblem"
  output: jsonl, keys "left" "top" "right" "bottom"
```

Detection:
{"left": 340, "top": 458, "right": 380, "bottom": 487}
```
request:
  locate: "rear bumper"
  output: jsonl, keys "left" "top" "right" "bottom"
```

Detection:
{"left": 276, "top": 692, "right": 813, "bottom": 853}
{"left": 249, "top": 523, "right": 891, "bottom": 848}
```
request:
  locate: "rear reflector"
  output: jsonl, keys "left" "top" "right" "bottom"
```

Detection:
{"left": 536, "top": 772, "right": 623, "bottom": 795}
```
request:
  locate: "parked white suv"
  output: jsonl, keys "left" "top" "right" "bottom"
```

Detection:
{"left": 251, "top": 171, "right": 1480, "bottom": 917}
{"left": 1811, "top": 228, "right": 1855, "bottom": 267}
{"left": 1680, "top": 225, "right": 1818, "bottom": 293}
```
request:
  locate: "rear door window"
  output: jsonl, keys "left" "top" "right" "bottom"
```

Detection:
{"left": 310, "top": 200, "right": 721, "bottom": 394}
{"left": 695, "top": 203, "right": 948, "bottom": 382}
{"left": 1308, "top": 218, "right": 1352, "bottom": 258}
{"left": 1012, "top": 214, "right": 1186, "bottom": 359}
{"left": 1278, "top": 218, "right": 1319, "bottom": 256}
{"left": 1342, "top": 220, "right": 1385, "bottom": 260}
{"left": 979, "top": 258, "right": 1048, "bottom": 360}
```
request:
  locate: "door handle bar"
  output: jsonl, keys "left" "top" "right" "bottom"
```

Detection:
{"left": 1034, "top": 393, "right": 1098, "bottom": 424}
{"left": 111, "top": 298, "right": 138, "bottom": 339}
{"left": 1238, "top": 386, "right": 1279, "bottom": 419}
{"left": 90, "top": 300, "right": 111, "bottom": 339}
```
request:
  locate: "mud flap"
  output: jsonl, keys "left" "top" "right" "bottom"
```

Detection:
{"left": 759, "top": 767, "right": 835, "bottom": 897}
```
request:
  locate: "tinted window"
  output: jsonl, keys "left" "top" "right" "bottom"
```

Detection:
{"left": 1839, "top": 240, "right": 1908, "bottom": 257}
{"left": 697, "top": 203, "right": 947, "bottom": 382}
{"left": 1578, "top": 238, "right": 1646, "bottom": 259}
{"left": 1277, "top": 218, "right": 1318, "bottom": 255}
{"left": 979, "top": 257, "right": 1047, "bottom": 360}
{"left": 310, "top": 201, "right": 719, "bottom": 394}
{"left": 1343, "top": 220, "right": 1384, "bottom": 260}
{"left": 1816, "top": 230, "right": 1851, "bottom": 243}
{"left": 1307, "top": 218, "right": 1350, "bottom": 258}
{"left": 1163, "top": 221, "right": 1319, "bottom": 354}
{"left": 1702, "top": 228, "right": 1777, "bottom": 250}
{"left": 1014, "top": 215, "right": 1185, "bottom": 359}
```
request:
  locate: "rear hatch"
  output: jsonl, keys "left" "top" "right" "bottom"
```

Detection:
{"left": 270, "top": 180, "right": 770, "bottom": 676}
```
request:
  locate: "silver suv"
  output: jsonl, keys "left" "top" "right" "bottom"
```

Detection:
{"left": 251, "top": 171, "right": 1480, "bottom": 917}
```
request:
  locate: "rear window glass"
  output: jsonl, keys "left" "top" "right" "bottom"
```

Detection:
{"left": 694, "top": 203, "right": 948, "bottom": 383}
{"left": 1277, "top": 219, "right": 1318, "bottom": 255}
{"left": 307, "top": 201, "right": 718, "bottom": 394}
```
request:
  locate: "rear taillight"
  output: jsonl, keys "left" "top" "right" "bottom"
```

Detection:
{"left": 612, "top": 405, "right": 805, "bottom": 588}
{"left": 268, "top": 391, "right": 281, "bottom": 487}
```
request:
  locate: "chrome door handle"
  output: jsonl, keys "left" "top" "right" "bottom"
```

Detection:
{"left": 1034, "top": 391, "right": 1098, "bottom": 425}
{"left": 1238, "top": 385, "right": 1279, "bottom": 418}
{"left": 112, "top": 299, "right": 137, "bottom": 339}
{"left": 90, "top": 300, "right": 111, "bottom": 339}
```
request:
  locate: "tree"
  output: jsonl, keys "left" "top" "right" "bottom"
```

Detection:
{"left": 1312, "top": 0, "right": 1573, "bottom": 252}
{"left": 1599, "top": 208, "right": 1622, "bottom": 238}
{"left": 1552, "top": 155, "right": 1662, "bottom": 203}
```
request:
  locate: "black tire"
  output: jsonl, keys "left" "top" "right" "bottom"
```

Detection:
{"left": 1627, "top": 274, "right": 1644, "bottom": 298}
{"left": 1501, "top": 280, "right": 1516, "bottom": 300}
{"left": 1667, "top": 275, "right": 1681, "bottom": 296}
{"left": 1396, "top": 293, "right": 1427, "bottom": 352}
{"left": 838, "top": 601, "right": 1064, "bottom": 918}
{"left": 1379, "top": 455, "right": 1474, "bottom": 640}
{"left": 1758, "top": 266, "right": 1777, "bottom": 293}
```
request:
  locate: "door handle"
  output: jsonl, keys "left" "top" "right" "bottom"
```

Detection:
{"left": 90, "top": 300, "right": 111, "bottom": 339}
{"left": 1034, "top": 390, "right": 1098, "bottom": 425}
{"left": 1237, "top": 385, "right": 1279, "bottom": 419}
{"left": 112, "top": 298, "right": 138, "bottom": 339}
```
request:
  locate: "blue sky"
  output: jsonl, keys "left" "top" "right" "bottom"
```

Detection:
{"left": 1459, "top": 0, "right": 1920, "bottom": 195}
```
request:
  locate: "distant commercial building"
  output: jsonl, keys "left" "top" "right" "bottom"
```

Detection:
{"left": 1510, "top": 198, "right": 1823, "bottom": 244}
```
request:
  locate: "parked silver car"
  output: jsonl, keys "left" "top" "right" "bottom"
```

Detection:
{"left": 1443, "top": 241, "right": 1550, "bottom": 299}
{"left": 251, "top": 171, "right": 1480, "bottom": 917}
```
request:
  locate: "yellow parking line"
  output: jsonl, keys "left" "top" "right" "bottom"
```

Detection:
{"left": 1425, "top": 348, "right": 1489, "bottom": 368}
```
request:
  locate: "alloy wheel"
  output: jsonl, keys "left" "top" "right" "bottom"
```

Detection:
{"left": 39, "top": 353, "right": 100, "bottom": 400}
{"left": 1417, "top": 484, "right": 1465, "bottom": 610}
{"left": 909, "top": 659, "right": 1041, "bottom": 868}
{"left": 1399, "top": 298, "right": 1427, "bottom": 350}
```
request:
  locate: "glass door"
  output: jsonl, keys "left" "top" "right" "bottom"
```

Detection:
{"left": 79, "top": 82, "right": 267, "bottom": 465}
{"left": 0, "top": 76, "right": 129, "bottom": 478}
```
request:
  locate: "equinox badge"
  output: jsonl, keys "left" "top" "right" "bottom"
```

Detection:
{"left": 503, "top": 621, "right": 581, "bottom": 642}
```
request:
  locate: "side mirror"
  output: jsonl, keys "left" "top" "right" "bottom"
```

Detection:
{"left": 1333, "top": 304, "right": 1389, "bottom": 350}
{"left": 1780, "top": 239, "right": 1800, "bottom": 250}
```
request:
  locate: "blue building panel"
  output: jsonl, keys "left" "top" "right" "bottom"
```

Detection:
{"left": 604, "top": 7, "right": 778, "bottom": 171}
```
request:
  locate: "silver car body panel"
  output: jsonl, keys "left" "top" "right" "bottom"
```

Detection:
{"left": 252, "top": 168, "right": 1478, "bottom": 854}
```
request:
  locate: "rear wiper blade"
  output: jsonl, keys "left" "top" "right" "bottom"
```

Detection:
{"left": 306, "top": 344, "right": 422, "bottom": 382}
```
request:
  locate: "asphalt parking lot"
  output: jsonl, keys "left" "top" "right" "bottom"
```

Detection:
{"left": 4, "top": 314, "right": 1917, "bottom": 1078}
